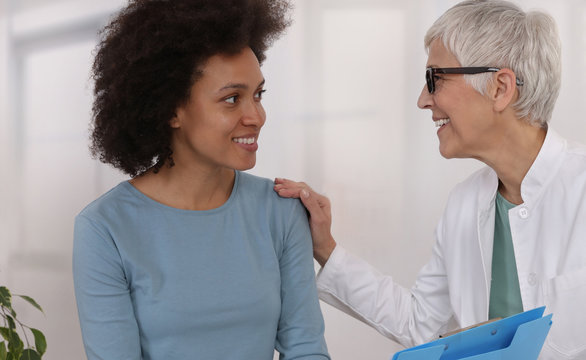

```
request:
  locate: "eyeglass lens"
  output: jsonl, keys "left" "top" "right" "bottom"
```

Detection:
{"left": 426, "top": 68, "right": 435, "bottom": 94}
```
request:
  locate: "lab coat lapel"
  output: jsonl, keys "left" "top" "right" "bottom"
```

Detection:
{"left": 472, "top": 171, "right": 498, "bottom": 324}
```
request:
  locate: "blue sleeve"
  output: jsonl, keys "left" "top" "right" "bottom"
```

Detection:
{"left": 275, "top": 200, "right": 330, "bottom": 360}
{"left": 73, "top": 214, "right": 141, "bottom": 360}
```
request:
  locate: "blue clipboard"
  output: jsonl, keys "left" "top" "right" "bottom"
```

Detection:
{"left": 391, "top": 307, "right": 552, "bottom": 360}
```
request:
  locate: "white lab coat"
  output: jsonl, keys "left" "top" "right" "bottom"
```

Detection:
{"left": 316, "top": 128, "right": 586, "bottom": 359}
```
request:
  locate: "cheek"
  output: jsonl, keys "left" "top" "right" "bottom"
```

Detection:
{"left": 200, "top": 112, "right": 233, "bottom": 133}
{"left": 437, "top": 93, "right": 478, "bottom": 123}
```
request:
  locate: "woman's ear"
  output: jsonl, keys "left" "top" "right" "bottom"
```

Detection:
{"left": 169, "top": 111, "right": 181, "bottom": 129}
{"left": 492, "top": 68, "right": 518, "bottom": 112}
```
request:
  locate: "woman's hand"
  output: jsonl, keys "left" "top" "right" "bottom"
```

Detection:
{"left": 274, "top": 178, "right": 336, "bottom": 267}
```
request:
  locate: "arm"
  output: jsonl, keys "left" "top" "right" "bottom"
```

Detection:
{"left": 275, "top": 200, "right": 330, "bottom": 360}
{"left": 316, "top": 238, "right": 454, "bottom": 348}
{"left": 73, "top": 215, "right": 141, "bottom": 360}
{"left": 273, "top": 178, "right": 336, "bottom": 266}
{"left": 275, "top": 178, "right": 454, "bottom": 347}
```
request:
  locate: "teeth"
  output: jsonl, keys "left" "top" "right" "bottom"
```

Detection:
{"left": 434, "top": 118, "right": 450, "bottom": 128}
{"left": 233, "top": 137, "right": 255, "bottom": 144}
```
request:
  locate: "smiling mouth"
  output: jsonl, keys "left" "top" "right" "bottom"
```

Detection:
{"left": 434, "top": 118, "right": 450, "bottom": 128}
{"left": 232, "top": 137, "right": 256, "bottom": 144}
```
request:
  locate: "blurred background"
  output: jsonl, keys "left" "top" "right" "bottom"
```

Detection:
{"left": 1, "top": 0, "right": 585, "bottom": 359}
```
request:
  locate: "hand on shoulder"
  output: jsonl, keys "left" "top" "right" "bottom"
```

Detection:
{"left": 274, "top": 178, "right": 336, "bottom": 266}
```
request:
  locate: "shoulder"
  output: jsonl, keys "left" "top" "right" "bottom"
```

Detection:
{"left": 76, "top": 181, "right": 137, "bottom": 228}
{"left": 237, "top": 172, "right": 307, "bottom": 226}
{"left": 237, "top": 171, "right": 275, "bottom": 193}
{"left": 74, "top": 182, "right": 136, "bottom": 253}
{"left": 538, "top": 130, "right": 586, "bottom": 185}
{"left": 555, "top": 137, "right": 586, "bottom": 191}
{"left": 563, "top": 138, "right": 586, "bottom": 166}
{"left": 236, "top": 171, "right": 303, "bottom": 210}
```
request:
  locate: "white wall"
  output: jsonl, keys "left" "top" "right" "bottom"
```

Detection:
{"left": 1, "top": 1, "right": 585, "bottom": 359}
{"left": 0, "top": 0, "right": 11, "bottom": 272}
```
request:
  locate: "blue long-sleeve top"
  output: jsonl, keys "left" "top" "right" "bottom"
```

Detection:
{"left": 73, "top": 171, "right": 330, "bottom": 360}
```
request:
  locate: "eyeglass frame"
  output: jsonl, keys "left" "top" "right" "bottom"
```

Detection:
{"left": 425, "top": 67, "right": 524, "bottom": 94}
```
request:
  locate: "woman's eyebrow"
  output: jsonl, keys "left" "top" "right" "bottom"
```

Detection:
{"left": 218, "top": 79, "right": 265, "bottom": 92}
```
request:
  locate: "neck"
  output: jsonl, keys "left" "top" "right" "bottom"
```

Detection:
{"left": 480, "top": 120, "right": 546, "bottom": 205}
{"left": 131, "top": 162, "right": 236, "bottom": 211}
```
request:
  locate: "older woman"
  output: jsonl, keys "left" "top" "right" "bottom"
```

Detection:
{"left": 73, "top": 1, "right": 330, "bottom": 359}
{"left": 275, "top": 0, "right": 586, "bottom": 358}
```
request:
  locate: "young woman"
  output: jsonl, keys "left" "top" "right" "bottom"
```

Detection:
{"left": 73, "top": 1, "right": 330, "bottom": 359}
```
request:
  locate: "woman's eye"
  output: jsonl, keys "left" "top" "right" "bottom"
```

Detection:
{"left": 255, "top": 89, "right": 267, "bottom": 100}
{"left": 225, "top": 95, "right": 238, "bottom": 104}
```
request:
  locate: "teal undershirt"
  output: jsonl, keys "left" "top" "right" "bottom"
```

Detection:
{"left": 488, "top": 192, "right": 524, "bottom": 319}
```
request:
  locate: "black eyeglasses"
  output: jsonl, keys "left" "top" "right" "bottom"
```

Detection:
{"left": 425, "top": 67, "right": 524, "bottom": 94}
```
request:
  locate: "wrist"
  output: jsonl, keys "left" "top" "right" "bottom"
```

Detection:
{"left": 313, "top": 237, "right": 336, "bottom": 267}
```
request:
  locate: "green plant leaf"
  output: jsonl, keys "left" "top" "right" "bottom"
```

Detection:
{"left": 4, "top": 317, "right": 15, "bottom": 331}
{"left": 0, "top": 341, "right": 7, "bottom": 360}
{"left": 29, "top": 330, "right": 45, "bottom": 357}
{"left": 14, "top": 297, "right": 42, "bottom": 315}
{"left": 0, "top": 328, "right": 10, "bottom": 342}
{"left": 6, "top": 329, "right": 23, "bottom": 356}
{"left": 0, "top": 288, "right": 11, "bottom": 309}
{"left": 0, "top": 289, "right": 45, "bottom": 359}
{"left": 18, "top": 349, "right": 40, "bottom": 360}
{"left": 0, "top": 329, "right": 19, "bottom": 348}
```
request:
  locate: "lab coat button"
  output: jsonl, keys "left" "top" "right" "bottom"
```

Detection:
{"left": 528, "top": 273, "right": 537, "bottom": 286}
{"left": 518, "top": 207, "right": 529, "bottom": 219}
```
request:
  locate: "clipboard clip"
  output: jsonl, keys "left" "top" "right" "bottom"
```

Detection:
{"left": 439, "top": 317, "right": 502, "bottom": 338}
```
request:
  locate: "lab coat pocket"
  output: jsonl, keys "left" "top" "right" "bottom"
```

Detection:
{"left": 542, "top": 267, "right": 586, "bottom": 358}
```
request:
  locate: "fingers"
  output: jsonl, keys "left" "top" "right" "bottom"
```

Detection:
{"left": 273, "top": 178, "right": 310, "bottom": 199}
{"left": 298, "top": 189, "right": 328, "bottom": 222}
{"left": 273, "top": 177, "right": 289, "bottom": 185}
{"left": 294, "top": 187, "right": 331, "bottom": 233}
{"left": 274, "top": 187, "right": 302, "bottom": 199}
{"left": 274, "top": 177, "right": 329, "bottom": 220}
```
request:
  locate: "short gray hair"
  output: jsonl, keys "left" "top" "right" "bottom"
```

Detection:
{"left": 424, "top": 0, "right": 561, "bottom": 126}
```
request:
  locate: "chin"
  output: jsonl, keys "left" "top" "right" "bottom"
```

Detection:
{"left": 438, "top": 145, "right": 451, "bottom": 159}
{"left": 439, "top": 148, "right": 469, "bottom": 160}
{"left": 438, "top": 142, "right": 463, "bottom": 160}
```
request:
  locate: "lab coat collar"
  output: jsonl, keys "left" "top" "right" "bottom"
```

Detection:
{"left": 476, "top": 127, "right": 564, "bottom": 210}
{"left": 520, "top": 128, "right": 565, "bottom": 205}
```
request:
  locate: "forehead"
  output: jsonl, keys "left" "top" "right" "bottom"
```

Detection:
{"left": 426, "top": 39, "right": 460, "bottom": 68}
{"left": 198, "top": 48, "right": 263, "bottom": 88}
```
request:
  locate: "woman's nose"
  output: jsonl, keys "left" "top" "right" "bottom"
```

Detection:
{"left": 417, "top": 84, "right": 433, "bottom": 109}
{"left": 242, "top": 100, "right": 266, "bottom": 128}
